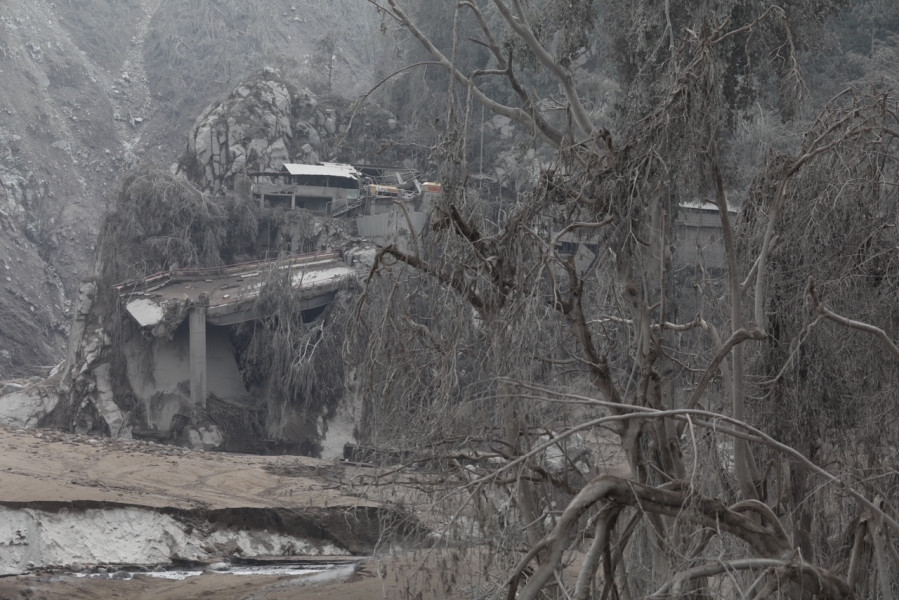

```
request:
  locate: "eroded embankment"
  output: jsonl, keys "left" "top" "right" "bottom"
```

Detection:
{"left": 0, "top": 426, "right": 424, "bottom": 578}
{"left": 0, "top": 502, "right": 403, "bottom": 576}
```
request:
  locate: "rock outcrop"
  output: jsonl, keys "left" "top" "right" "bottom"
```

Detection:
{"left": 181, "top": 68, "right": 300, "bottom": 193}
{"left": 179, "top": 68, "right": 415, "bottom": 194}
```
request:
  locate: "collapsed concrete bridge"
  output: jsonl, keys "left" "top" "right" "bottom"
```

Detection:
{"left": 117, "top": 251, "right": 351, "bottom": 327}
{"left": 112, "top": 252, "right": 353, "bottom": 439}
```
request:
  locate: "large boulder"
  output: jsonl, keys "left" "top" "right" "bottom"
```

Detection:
{"left": 0, "top": 382, "right": 59, "bottom": 428}
{"left": 180, "top": 68, "right": 300, "bottom": 193}
{"left": 179, "top": 68, "right": 415, "bottom": 194}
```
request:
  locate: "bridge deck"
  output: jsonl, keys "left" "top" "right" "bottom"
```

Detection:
{"left": 116, "top": 252, "right": 353, "bottom": 326}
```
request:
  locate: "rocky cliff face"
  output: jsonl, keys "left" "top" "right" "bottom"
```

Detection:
{"left": 0, "top": 0, "right": 146, "bottom": 377}
{"left": 179, "top": 68, "right": 421, "bottom": 194}
{"left": 181, "top": 68, "right": 324, "bottom": 193}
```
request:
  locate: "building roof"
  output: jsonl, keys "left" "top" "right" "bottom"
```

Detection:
{"left": 679, "top": 199, "right": 738, "bottom": 213}
{"left": 281, "top": 162, "right": 360, "bottom": 179}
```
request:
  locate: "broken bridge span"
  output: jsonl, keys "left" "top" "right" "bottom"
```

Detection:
{"left": 114, "top": 251, "right": 354, "bottom": 410}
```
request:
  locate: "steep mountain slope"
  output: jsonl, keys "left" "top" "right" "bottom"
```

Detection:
{"left": 0, "top": 0, "right": 142, "bottom": 376}
{"left": 140, "top": 0, "right": 383, "bottom": 166}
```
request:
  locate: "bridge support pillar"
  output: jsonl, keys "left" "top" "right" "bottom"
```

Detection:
{"left": 189, "top": 293, "right": 208, "bottom": 408}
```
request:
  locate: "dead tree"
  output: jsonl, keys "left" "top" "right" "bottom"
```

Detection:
{"left": 352, "top": 1, "right": 899, "bottom": 597}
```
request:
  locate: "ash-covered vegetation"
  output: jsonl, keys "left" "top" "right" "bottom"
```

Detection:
{"left": 53, "top": 165, "right": 355, "bottom": 454}
{"left": 342, "top": 1, "right": 899, "bottom": 598}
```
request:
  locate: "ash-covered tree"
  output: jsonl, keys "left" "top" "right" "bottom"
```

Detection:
{"left": 351, "top": 1, "right": 899, "bottom": 598}
{"left": 229, "top": 267, "right": 353, "bottom": 456}
{"left": 310, "top": 31, "right": 338, "bottom": 94}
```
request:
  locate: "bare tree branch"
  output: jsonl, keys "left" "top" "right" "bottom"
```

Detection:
{"left": 368, "top": 0, "right": 565, "bottom": 147}
{"left": 651, "top": 557, "right": 857, "bottom": 599}
{"left": 492, "top": 0, "right": 595, "bottom": 137}
{"left": 508, "top": 475, "right": 796, "bottom": 600}
{"left": 574, "top": 505, "right": 620, "bottom": 600}
{"left": 683, "top": 326, "right": 766, "bottom": 413}
{"left": 806, "top": 278, "right": 899, "bottom": 362}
